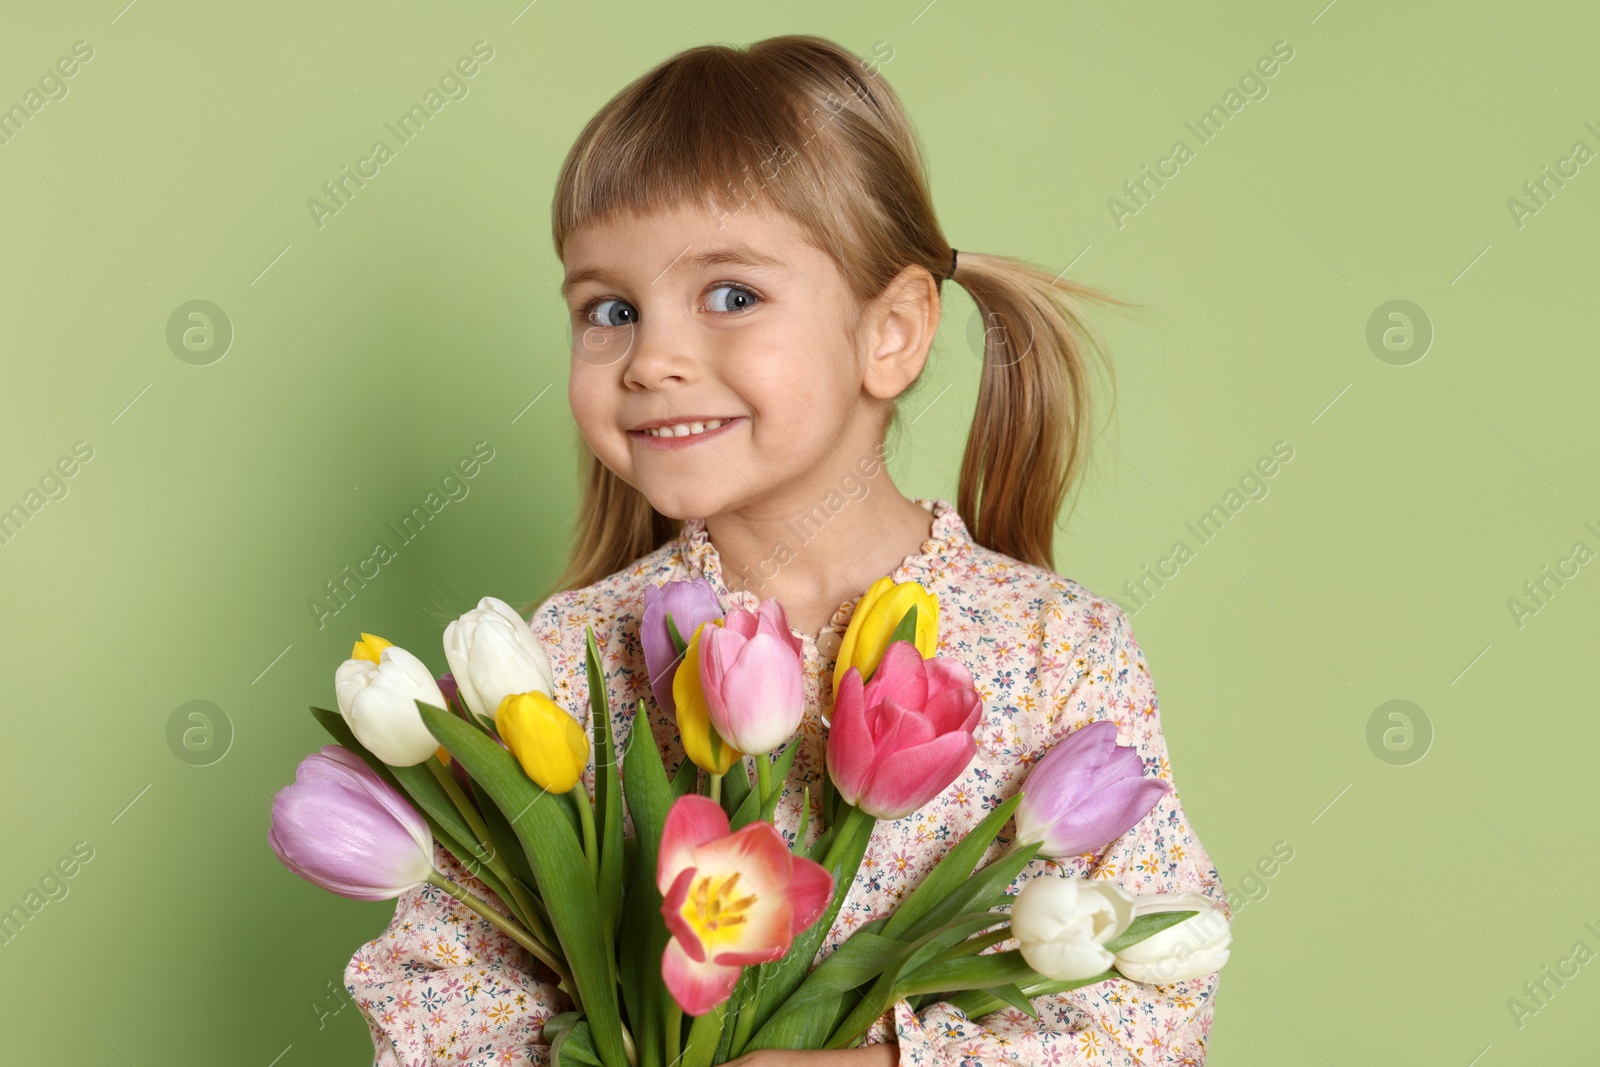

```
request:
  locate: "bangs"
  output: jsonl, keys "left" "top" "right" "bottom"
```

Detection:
{"left": 551, "top": 40, "right": 889, "bottom": 298}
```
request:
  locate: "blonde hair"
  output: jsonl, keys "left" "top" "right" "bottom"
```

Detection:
{"left": 547, "top": 34, "right": 1131, "bottom": 594}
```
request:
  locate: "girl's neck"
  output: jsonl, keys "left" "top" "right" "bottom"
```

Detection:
{"left": 704, "top": 459, "right": 933, "bottom": 638}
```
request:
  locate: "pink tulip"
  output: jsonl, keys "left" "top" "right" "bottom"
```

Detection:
{"left": 268, "top": 745, "right": 434, "bottom": 901}
{"left": 699, "top": 599, "right": 805, "bottom": 756}
{"left": 658, "top": 795, "right": 832, "bottom": 1015}
{"left": 1014, "top": 720, "right": 1171, "bottom": 859}
{"left": 826, "top": 641, "right": 983, "bottom": 820}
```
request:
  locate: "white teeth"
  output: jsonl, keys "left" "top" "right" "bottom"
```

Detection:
{"left": 644, "top": 419, "right": 726, "bottom": 438}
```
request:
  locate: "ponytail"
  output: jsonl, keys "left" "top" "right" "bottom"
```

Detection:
{"left": 945, "top": 252, "right": 1133, "bottom": 571}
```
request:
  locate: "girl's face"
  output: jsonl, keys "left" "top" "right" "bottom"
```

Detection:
{"left": 562, "top": 203, "right": 887, "bottom": 521}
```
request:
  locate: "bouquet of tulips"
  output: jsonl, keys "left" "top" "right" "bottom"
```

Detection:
{"left": 269, "top": 577, "right": 1230, "bottom": 1067}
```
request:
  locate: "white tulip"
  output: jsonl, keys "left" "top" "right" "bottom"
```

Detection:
{"left": 334, "top": 644, "right": 447, "bottom": 766}
{"left": 442, "top": 596, "right": 554, "bottom": 724}
{"left": 1113, "top": 892, "right": 1232, "bottom": 984}
{"left": 1010, "top": 875, "right": 1135, "bottom": 981}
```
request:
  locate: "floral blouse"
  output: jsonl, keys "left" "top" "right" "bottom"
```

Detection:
{"left": 345, "top": 498, "right": 1226, "bottom": 1065}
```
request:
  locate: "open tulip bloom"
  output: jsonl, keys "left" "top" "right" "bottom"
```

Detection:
{"left": 273, "top": 579, "right": 1225, "bottom": 1067}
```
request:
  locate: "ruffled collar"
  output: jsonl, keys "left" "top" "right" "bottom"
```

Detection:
{"left": 676, "top": 498, "right": 972, "bottom": 633}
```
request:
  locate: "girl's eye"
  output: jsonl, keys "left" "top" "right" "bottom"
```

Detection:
{"left": 585, "top": 298, "right": 638, "bottom": 328}
{"left": 707, "top": 284, "right": 761, "bottom": 314}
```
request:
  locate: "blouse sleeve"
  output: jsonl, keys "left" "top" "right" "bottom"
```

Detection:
{"left": 344, "top": 842, "right": 571, "bottom": 1066}
{"left": 890, "top": 604, "right": 1228, "bottom": 1066}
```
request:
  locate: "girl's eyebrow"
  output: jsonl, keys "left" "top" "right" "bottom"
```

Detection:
{"left": 561, "top": 243, "right": 787, "bottom": 299}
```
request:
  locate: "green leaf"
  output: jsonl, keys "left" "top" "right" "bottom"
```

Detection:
{"left": 680, "top": 1002, "right": 727, "bottom": 1067}
{"left": 670, "top": 752, "right": 698, "bottom": 798}
{"left": 740, "top": 805, "right": 874, "bottom": 1045}
{"left": 417, "top": 704, "right": 628, "bottom": 1067}
{"left": 586, "top": 627, "right": 625, "bottom": 942}
{"left": 1105, "top": 909, "right": 1198, "bottom": 954}
{"left": 880, "top": 794, "right": 1024, "bottom": 940}
{"left": 896, "top": 840, "right": 1042, "bottom": 945}
{"left": 941, "top": 970, "right": 1117, "bottom": 1020}
{"left": 549, "top": 1016, "right": 605, "bottom": 1067}
{"left": 721, "top": 757, "right": 752, "bottom": 819}
{"left": 978, "top": 982, "right": 1037, "bottom": 1018}
{"left": 858, "top": 604, "right": 919, "bottom": 686}
{"left": 742, "top": 932, "right": 903, "bottom": 1052}
{"left": 887, "top": 602, "right": 919, "bottom": 650}
{"left": 619, "top": 700, "right": 674, "bottom": 1067}
{"left": 822, "top": 911, "right": 1012, "bottom": 1049}
{"left": 665, "top": 613, "right": 688, "bottom": 657}
{"left": 897, "top": 948, "right": 1037, "bottom": 998}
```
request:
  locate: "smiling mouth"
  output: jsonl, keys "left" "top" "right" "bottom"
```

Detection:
{"left": 637, "top": 418, "right": 729, "bottom": 439}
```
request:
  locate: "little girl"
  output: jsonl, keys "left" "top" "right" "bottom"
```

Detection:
{"left": 346, "top": 35, "right": 1224, "bottom": 1066}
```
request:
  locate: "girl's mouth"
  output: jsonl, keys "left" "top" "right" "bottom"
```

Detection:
{"left": 628, "top": 416, "right": 744, "bottom": 450}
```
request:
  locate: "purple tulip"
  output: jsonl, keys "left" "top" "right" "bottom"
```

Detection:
{"left": 1014, "top": 720, "right": 1171, "bottom": 859}
{"left": 269, "top": 745, "right": 434, "bottom": 901}
{"left": 641, "top": 579, "right": 724, "bottom": 717}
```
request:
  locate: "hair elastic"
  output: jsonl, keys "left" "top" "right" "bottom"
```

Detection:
{"left": 948, "top": 247, "right": 959, "bottom": 279}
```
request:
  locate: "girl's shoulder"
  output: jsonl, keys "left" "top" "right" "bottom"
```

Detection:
{"left": 942, "top": 537, "right": 1132, "bottom": 652}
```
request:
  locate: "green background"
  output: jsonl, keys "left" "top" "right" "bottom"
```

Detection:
{"left": 2, "top": 0, "right": 1594, "bottom": 1062}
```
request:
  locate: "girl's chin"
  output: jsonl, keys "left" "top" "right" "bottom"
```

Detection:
{"left": 632, "top": 481, "right": 739, "bottom": 522}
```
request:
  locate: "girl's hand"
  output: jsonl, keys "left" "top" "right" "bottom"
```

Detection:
{"left": 724, "top": 1046, "right": 897, "bottom": 1067}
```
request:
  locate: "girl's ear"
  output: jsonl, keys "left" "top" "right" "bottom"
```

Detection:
{"left": 860, "top": 264, "right": 942, "bottom": 401}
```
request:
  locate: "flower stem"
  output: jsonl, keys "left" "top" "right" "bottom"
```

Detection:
{"left": 708, "top": 773, "right": 722, "bottom": 805}
{"left": 426, "top": 871, "right": 575, "bottom": 995}
{"left": 755, "top": 752, "right": 773, "bottom": 807}
{"left": 665, "top": 1001, "right": 683, "bottom": 1065}
{"left": 572, "top": 783, "right": 600, "bottom": 886}
{"left": 428, "top": 758, "right": 495, "bottom": 866}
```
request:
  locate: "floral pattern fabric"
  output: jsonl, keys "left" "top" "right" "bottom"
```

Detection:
{"left": 346, "top": 499, "right": 1226, "bottom": 1065}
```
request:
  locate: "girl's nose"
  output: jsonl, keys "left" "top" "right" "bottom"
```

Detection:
{"left": 620, "top": 324, "right": 700, "bottom": 392}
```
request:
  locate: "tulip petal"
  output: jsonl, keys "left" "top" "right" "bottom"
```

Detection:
{"left": 1018, "top": 938, "right": 1116, "bottom": 982}
{"left": 269, "top": 776, "right": 432, "bottom": 900}
{"left": 346, "top": 676, "right": 442, "bottom": 767}
{"left": 863, "top": 642, "right": 931, "bottom": 711}
{"left": 662, "top": 935, "right": 741, "bottom": 1015}
{"left": 660, "top": 865, "right": 708, "bottom": 963}
{"left": 658, "top": 795, "right": 732, "bottom": 895}
{"left": 1032, "top": 775, "right": 1170, "bottom": 858}
{"left": 785, "top": 856, "right": 834, "bottom": 939}
{"left": 854, "top": 728, "right": 975, "bottom": 820}
{"left": 824, "top": 670, "right": 875, "bottom": 805}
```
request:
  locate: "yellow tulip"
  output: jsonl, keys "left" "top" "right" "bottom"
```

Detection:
{"left": 497, "top": 692, "right": 590, "bottom": 794}
{"left": 351, "top": 632, "right": 393, "bottom": 664}
{"left": 832, "top": 576, "right": 939, "bottom": 697}
{"left": 673, "top": 622, "right": 742, "bottom": 774}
